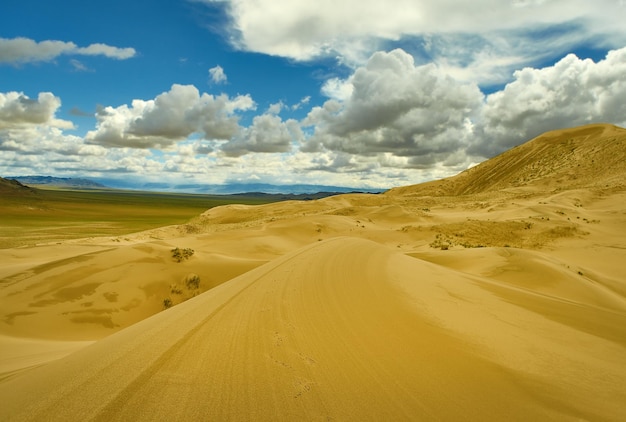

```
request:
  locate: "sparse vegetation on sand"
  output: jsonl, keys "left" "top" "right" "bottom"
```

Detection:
{"left": 163, "top": 273, "right": 202, "bottom": 309}
{"left": 185, "top": 274, "right": 201, "bottom": 290}
{"left": 171, "top": 247, "right": 195, "bottom": 262}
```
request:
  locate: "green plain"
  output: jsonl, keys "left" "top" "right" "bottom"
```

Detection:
{"left": 0, "top": 188, "right": 275, "bottom": 249}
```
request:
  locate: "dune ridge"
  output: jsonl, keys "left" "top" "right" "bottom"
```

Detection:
{"left": 1, "top": 123, "right": 625, "bottom": 420}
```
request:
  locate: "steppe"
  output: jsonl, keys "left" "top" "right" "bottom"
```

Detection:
{"left": 1, "top": 123, "right": 625, "bottom": 420}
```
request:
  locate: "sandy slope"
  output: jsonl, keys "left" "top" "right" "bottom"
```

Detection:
{"left": 1, "top": 237, "right": 624, "bottom": 421}
{"left": 0, "top": 240, "right": 267, "bottom": 341}
{"left": 389, "top": 123, "right": 626, "bottom": 196}
{"left": 0, "top": 335, "right": 93, "bottom": 382}
{"left": 1, "top": 123, "right": 626, "bottom": 419}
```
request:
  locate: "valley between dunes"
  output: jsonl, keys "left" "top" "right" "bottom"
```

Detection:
{"left": 1, "top": 123, "right": 626, "bottom": 420}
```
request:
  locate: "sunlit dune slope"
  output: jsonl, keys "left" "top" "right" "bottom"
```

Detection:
{"left": 1, "top": 237, "right": 625, "bottom": 421}
{"left": 389, "top": 123, "right": 626, "bottom": 196}
{"left": 0, "top": 241, "right": 267, "bottom": 340}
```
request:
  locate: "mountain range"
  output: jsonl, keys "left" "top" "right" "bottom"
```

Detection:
{"left": 7, "top": 175, "right": 385, "bottom": 195}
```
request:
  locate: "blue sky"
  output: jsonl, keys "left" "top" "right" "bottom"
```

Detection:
{"left": 1, "top": 0, "right": 626, "bottom": 191}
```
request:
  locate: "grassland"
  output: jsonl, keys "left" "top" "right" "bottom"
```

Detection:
{"left": 0, "top": 187, "right": 275, "bottom": 248}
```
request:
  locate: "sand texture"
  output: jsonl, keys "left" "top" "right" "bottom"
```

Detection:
{"left": 1, "top": 123, "right": 626, "bottom": 420}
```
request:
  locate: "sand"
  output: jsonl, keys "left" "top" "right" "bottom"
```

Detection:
{"left": 1, "top": 123, "right": 625, "bottom": 420}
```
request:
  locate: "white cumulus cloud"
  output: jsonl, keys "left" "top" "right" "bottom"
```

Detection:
{"left": 221, "top": 114, "right": 301, "bottom": 157}
{"left": 303, "top": 45, "right": 626, "bottom": 176}
{"left": 473, "top": 46, "right": 626, "bottom": 156}
{"left": 85, "top": 84, "right": 255, "bottom": 148}
{"left": 0, "top": 91, "right": 73, "bottom": 130}
{"left": 302, "top": 49, "right": 483, "bottom": 169}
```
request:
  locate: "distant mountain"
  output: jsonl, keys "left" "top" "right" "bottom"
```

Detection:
{"left": 180, "top": 183, "right": 385, "bottom": 195}
{"left": 0, "top": 177, "right": 38, "bottom": 196}
{"left": 5, "top": 175, "right": 384, "bottom": 196}
{"left": 91, "top": 179, "right": 386, "bottom": 195}
{"left": 10, "top": 176, "right": 107, "bottom": 189}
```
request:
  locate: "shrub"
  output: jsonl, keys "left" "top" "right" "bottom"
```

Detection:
{"left": 171, "top": 247, "right": 194, "bottom": 262}
{"left": 185, "top": 274, "right": 201, "bottom": 290}
{"left": 430, "top": 233, "right": 452, "bottom": 250}
{"left": 161, "top": 274, "right": 203, "bottom": 311}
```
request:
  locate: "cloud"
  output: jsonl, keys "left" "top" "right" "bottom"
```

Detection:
{"left": 221, "top": 114, "right": 300, "bottom": 157}
{"left": 201, "top": 0, "right": 417, "bottom": 61}
{"left": 199, "top": 0, "right": 626, "bottom": 83}
{"left": 0, "top": 125, "right": 86, "bottom": 154}
{"left": 203, "top": 2, "right": 626, "bottom": 57}
{"left": 320, "top": 79, "right": 353, "bottom": 101}
{"left": 267, "top": 101, "right": 284, "bottom": 115}
{"left": 0, "top": 91, "right": 86, "bottom": 178}
{"left": 85, "top": 84, "right": 255, "bottom": 148}
{"left": 0, "top": 37, "right": 136, "bottom": 64}
{"left": 209, "top": 65, "right": 228, "bottom": 84}
{"left": 0, "top": 91, "right": 73, "bottom": 130}
{"left": 302, "top": 49, "right": 483, "bottom": 169}
{"left": 75, "top": 43, "right": 136, "bottom": 59}
{"left": 0, "top": 124, "right": 172, "bottom": 182}
{"left": 472, "top": 46, "right": 626, "bottom": 156}
{"left": 6, "top": 45, "right": 626, "bottom": 190}
{"left": 70, "top": 59, "right": 91, "bottom": 72}
{"left": 302, "top": 45, "right": 626, "bottom": 176}
{"left": 291, "top": 96, "right": 310, "bottom": 111}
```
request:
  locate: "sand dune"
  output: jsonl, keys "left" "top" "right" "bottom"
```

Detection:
{"left": 389, "top": 123, "right": 626, "bottom": 196}
{"left": 1, "top": 237, "right": 625, "bottom": 420}
{"left": 0, "top": 240, "right": 267, "bottom": 341}
{"left": 0, "top": 335, "right": 93, "bottom": 382}
{"left": 1, "top": 123, "right": 626, "bottom": 419}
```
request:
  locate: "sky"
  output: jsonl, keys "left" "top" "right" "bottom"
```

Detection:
{"left": 1, "top": 0, "right": 626, "bottom": 191}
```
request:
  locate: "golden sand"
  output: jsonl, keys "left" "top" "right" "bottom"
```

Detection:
{"left": 1, "top": 123, "right": 625, "bottom": 420}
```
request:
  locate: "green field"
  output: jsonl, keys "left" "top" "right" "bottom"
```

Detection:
{"left": 0, "top": 187, "right": 275, "bottom": 248}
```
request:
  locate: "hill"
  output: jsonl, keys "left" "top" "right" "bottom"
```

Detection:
{"left": 0, "top": 177, "right": 37, "bottom": 197}
{"left": 9, "top": 176, "right": 107, "bottom": 189}
{"left": 389, "top": 123, "right": 626, "bottom": 196}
